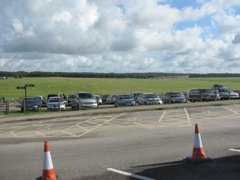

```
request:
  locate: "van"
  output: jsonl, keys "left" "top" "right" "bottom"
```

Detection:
{"left": 70, "top": 92, "right": 98, "bottom": 110}
{"left": 187, "top": 89, "right": 219, "bottom": 102}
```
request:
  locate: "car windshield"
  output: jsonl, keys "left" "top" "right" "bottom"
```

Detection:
{"left": 118, "top": 95, "right": 132, "bottom": 99}
{"left": 202, "top": 89, "right": 212, "bottom": 93}
{"left": 25, "top": 98, "right": 37, "bottom": 103}
{"left": 169, "top": 93, "right": 183, "bottom": 97}
{"left": 145, "top": 94, "right": 157, "bottom": 98}
{"left": 78, "top": 93, "right": 94, "bottom": 99}
{"left": 49, "top": 98, "right": 62, "bottom": 102}
{"left": 219, "top": 88, "right": 230, "bottom": 93}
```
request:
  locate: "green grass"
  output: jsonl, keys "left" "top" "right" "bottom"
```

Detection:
{"left": 1, "top": 77, "right": 240, "bottom": 100}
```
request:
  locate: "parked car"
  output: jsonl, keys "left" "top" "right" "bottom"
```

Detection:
{"left": 100, "top": 94, "right": 110, "bottom": 104}
{"left": 162, "top": 92, "right": 187, "bottom": 104}
{"left": 217, "top": 88, "right": 239, "bottom": 100}
{"left": 21, "top": 97, "right": 41, "bottom": 112}
{"left": 136, "top": 93, "right": 162, "bottom": 105}
{"left": 106, "top": 94, "right": 118, "bottom": 104}
{"left": 47, "top": 97, "right": 66, "bottom": 110}
{"left": 32, "top": 95, "right": 47, "bottom": 107}
{"left": 115, "top": 94, "right": 136, "bottom": 107}
{"left": 233, "top": 90, "right": 240, "bottom": 98}
{"left": 93, "top": 95, "right": 102, "bottom": 105}
{"left": 187, "top": 89, "right": 219, "bottom": 102}
{"left": 131, "top": 92, "right": 142, "bottom": 102}
{"left": 70, "top": 92, "right": 98, "bottom": 109}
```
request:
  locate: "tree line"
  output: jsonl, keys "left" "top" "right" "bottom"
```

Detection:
{"left": 0, "top": 71, "right": 240, "bottom": 79}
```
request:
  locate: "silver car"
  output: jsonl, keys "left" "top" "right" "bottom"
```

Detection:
{"left": 47, "top": 97, "right": 66, "bottom": 110}
{"left": 162, "top": 92, "right": 187, "bottom": 104}
{"left": 70, "top": 92, "right": 98, "bottom": 109}
{"left": 217, "top": 88, "right": 239, "bottom": 100}
{"left": 136, "top": 93, "right": 162, "bottom": 105}
{"left": 114, "top": 94, "right": 136, "bottom": 107}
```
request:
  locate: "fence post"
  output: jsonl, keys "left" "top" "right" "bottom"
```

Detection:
{"left": 6, "top": 100, "right": 9, "bottom": 114}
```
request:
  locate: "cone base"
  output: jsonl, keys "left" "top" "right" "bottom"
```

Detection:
{"left": 186, "top": 156, "right": 212, "bottom": 163}
{"left": 36, "top": 174, "right": 61, "bottom": 180}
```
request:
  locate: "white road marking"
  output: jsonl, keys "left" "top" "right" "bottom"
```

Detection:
{"left": 107, "top": 168, "right": 156, "bottom": 180}
{"left": 229, "top": 148, "right": 240, "bottom": 152}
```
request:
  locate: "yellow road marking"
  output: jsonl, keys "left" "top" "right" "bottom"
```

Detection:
{"left": 77, "top": 113, "right": 126, "bottom": 137}
{"left": 184, "top": 108, "right": 192, "bottom": 126}
{"left": 158, "top": 110, "right": 166, "bottom": 123}
{"left": 224, "top": 107, "right": 238, "bottom": 114}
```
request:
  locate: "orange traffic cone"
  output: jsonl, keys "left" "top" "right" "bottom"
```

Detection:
{"left": 36, "top": 141, "right": 60, "bottom": 180}
{"left": 186, "top": 124, "right": 212, "bottom": 163}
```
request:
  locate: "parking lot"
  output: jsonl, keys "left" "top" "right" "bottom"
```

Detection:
{"left": 1, "top": 103, "right": 240, "bottom": 139}
{"left": 1, "top": 103, "right": 240, "bottom": 179}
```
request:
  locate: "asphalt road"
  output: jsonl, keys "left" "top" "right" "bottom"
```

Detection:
{"left": 0, "top": 104, "right": 240, "bottom": 179}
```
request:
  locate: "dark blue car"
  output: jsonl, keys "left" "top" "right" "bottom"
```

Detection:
{"left": 21, "top": 97, "right": 41, "bottom": 112}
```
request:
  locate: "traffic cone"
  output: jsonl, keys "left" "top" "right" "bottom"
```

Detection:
{"left": 36, "top": 141, "right": 60, "bottom": 180}
{"left": 186, "top": 124, "right": 212, "bottom": 163}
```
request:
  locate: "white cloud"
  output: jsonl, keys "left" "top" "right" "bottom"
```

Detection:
{"left": 52, "top": 11, "right": 72, "bottom": 23}
{"left": 12, "top": 19, "right": 23, "bottom": 33}
{"left": 0, "top": 0, "right": 240, "bottom": 73}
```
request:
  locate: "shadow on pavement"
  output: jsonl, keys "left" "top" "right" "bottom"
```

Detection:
{"left": 128, "top": 155, "right": 240, "bottom": 180}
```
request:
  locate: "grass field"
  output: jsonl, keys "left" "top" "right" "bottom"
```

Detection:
{"left": 1, "top": 77, "right": 240, "bottom": 100}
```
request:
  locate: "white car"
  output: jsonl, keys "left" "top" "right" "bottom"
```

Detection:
{"left": 47, "top": 97, "right": 66, "bottom": 110}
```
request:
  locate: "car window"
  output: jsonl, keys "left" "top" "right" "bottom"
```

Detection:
{"left": 169, "top": 93, "right": 182, "bottom": 97}
{"left": 119, "top": 95, "right": 132, "bottom": 99}
{"left": 49, "top": 98, "right": 59, "bottom": 102}
{"left": 78, "top": 93, "right": 94, "bottom": 99}
{"left": 202, "top": 89, "right": 212, "bottom": 93}
{"left": 145, "top": 94, "right": 154, "bottom": 98}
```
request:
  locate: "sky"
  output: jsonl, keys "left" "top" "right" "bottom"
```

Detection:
{"left": 0, "top": 0, "right": 240, "bottom": 74}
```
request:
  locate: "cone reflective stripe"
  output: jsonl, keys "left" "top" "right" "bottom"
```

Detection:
{"left": 36, "top": 141, "right": 59, "bottom": 180}
{"left": 186, "top": 124, "right": 212, "bottom": 163}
